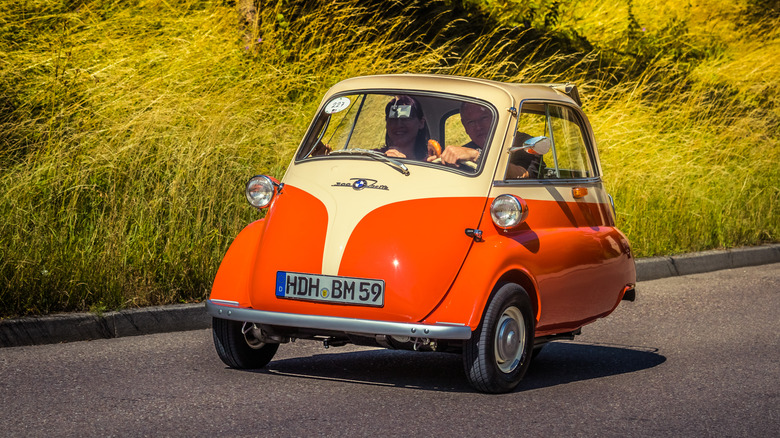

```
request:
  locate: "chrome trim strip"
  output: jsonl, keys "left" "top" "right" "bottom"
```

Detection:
{"left": 205, "top": 300, "right": 472, "bottom": 340}
{"left": 492, "top": 177, "right": 602, "bottom": 187}
{"left": 210, "top": 299, "right": 240, "bottom": 306}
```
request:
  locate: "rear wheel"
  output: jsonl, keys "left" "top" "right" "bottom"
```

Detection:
{"left": 212, "top": 318, "right": 279, "bottom": 369}
{"left": 463, "top": 283, "right": 535, "bottom": 393}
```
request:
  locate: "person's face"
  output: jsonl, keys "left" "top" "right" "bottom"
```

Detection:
{"left": 386, "top": 116, "right": 424, "bottom": 148}
{"left": 460, "top": 104, "right": 493, "bottom": 148}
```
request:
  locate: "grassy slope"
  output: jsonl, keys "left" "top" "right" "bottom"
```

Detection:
{"left": 572, "top": 0, "right": 780, "bottom": 254}
{"left": 0, "top": 0, "right": 777, "bottom": 316}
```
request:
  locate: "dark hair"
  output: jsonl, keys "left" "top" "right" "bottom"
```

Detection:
{"left": 384, "top": 95, "right": 430, "bottom": 160}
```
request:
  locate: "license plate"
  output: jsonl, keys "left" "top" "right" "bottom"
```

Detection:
{"left": 275, "top": 271, "right": 385, "bottom": 307}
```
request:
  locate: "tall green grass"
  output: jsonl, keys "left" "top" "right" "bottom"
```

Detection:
{"left": 0, "top": 0, "right": 777, "bottom": 316}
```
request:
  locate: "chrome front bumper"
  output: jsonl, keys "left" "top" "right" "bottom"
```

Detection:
{"left": 205, "top": 299, "right": 473, "bottom": 340}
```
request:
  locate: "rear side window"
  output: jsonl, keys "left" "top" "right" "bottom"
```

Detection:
{"left": 548, "top": 105, "right": 594, "bottom": 179}
{"left": 504, "top": 102, "right": 595, "bottom": 180}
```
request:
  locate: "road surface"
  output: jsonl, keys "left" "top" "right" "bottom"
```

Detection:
{"left": 1, "top": 263, "right": 778, "bottom": 436}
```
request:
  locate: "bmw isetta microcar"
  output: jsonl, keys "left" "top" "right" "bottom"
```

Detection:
{"left": 206, "top": 74, "right": 636, "bottom": 393}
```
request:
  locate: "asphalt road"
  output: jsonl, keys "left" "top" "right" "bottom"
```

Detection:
{"left": 1, "top": 263, "right": 778, "bottom": 437}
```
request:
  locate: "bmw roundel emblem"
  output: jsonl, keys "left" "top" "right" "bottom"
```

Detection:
{"left": 332, "top": 178, "right": 387, "bottom": 191}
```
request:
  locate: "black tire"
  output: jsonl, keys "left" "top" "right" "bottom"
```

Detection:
{"left": 463, "top": 283, "right": 535, "bottom": 393}
{"left": 212, "top": 318, "right": 279, "bottom": 369}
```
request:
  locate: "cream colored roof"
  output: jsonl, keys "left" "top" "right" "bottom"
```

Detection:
{"left": 323, "top": 74, "right": 579, "bottom": 108}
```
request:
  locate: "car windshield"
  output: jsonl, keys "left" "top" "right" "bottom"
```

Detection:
{"left": 296, "top": 92, "right": 496, "bottom": 174}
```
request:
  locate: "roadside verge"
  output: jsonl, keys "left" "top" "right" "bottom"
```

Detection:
{"left": 2, "top": 244, "right": 778, "bottom": 348}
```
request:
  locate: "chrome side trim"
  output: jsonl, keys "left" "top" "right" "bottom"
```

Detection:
{"left": 205, "top": 300, "right": 472, "bottom": 340}
{"left": 210, "top": 299, "right": 240, "bottom": 306}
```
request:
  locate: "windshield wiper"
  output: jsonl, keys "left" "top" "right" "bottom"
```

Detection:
{"left": 329, "top": 148, "right": 410, "bottom": 176}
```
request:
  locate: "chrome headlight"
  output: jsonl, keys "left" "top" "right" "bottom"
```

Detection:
{"left": 490, "top": 194, "right": 529, "bottom": 230}
{"left": 245, "top": 175, "right": 276, "bottom": 209}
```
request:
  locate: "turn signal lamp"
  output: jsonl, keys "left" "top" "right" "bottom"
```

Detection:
{"left": 572, "top": 187, "right": 588, "bottom": 199}
{"left": 246, "top": 175, "right": 280, "bottom": 209}
{"left": 490, "top": 194, "right": 529, "bottom": 230}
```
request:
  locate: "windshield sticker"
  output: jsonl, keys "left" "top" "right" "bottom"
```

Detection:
{"left": 332, "top": 178, "right": 388, "bottom": 191}
{"left": 324, "top": 97, "right": 351, "bottom": 114}
{"left": 387, "top": 104, "right": 412, "bottom": 119}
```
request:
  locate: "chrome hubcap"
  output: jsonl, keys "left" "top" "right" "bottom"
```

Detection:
{"left": 494, "top": 306, "right": 525, "bottom": 373}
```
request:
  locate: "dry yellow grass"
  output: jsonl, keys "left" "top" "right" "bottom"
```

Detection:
{"left": 0, "top": 0, "right": 776, "bottom": 316}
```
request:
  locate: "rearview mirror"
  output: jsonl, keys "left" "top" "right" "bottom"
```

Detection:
{"left": 509, "top": 136, "right": 551, "bottom": 156}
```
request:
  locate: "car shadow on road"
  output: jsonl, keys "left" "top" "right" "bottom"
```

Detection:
{"left": 520, "top": 341, "right": 666, "bottom": 391}
{"left": 254, "top": 340, "right": 666, "bottom": 393}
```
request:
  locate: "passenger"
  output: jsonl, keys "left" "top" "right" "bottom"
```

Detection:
{"left": 429, "top": 102, "right": 491, "bottom": 167}
{"left": 506, "top": 132, "right": 547, "bottom": 179}
{"left": 377, "top": 95, "right": 431, "bottom": 160}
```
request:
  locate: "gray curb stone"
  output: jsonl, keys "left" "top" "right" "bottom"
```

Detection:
{"left": 0, "top": 304, "right": 211, "bottom": 348}
{"left": 2, "top": 244, "right": 779, "bottom": 348}
{"left": 635, "top": 243, "right": 780, "bottom": 281}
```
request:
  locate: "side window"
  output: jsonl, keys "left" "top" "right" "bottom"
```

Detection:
{"left": 442, "top": 112, "right": 471, "bottom": 148}
{"left": 548, "top": 105, "right": 594, "bottom": 179}
{"left": 504, "top": 102, "right": 595, "bottom": 180}
{"left": 505, "top": 103, "right": 548, "bottom": 180}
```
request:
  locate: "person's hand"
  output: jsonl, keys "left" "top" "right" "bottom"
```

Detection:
{"left": 438, "top": 145, "right": 479, "bottom": 166}
{"left": 384, "top": 148, "right": 407, "bottom": 158}
{"left": 310, "top": 141, "right": 331, "bottom": 156}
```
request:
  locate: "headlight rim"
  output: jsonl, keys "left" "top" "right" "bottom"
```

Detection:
{"left": 490, "top": 194, "right": 529, "bottom": 230}
{"left": 245, "top": 175, "right": 277, "bottom": 209}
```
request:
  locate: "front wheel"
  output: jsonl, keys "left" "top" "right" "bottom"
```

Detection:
{"left": 463, "top": 283, "right": 535, "bottom": 393}
{"left": 212, "top": 318, "right": 279, "bottom": 369}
